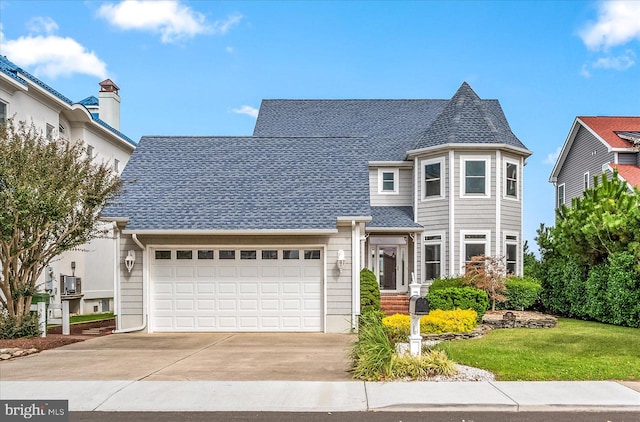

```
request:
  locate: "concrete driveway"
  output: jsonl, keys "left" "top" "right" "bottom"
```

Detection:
{"left": 0, "top": 332, "right": 355, "bottom": 381}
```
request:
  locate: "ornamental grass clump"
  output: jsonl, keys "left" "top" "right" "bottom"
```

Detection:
{"left": 389, "top": 349, "right": 457, "bottom": 380}
{"left": 351, "top": 311, "right": 394, "bottom": 380}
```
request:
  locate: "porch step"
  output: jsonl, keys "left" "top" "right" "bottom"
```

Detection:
{"left": 380, "top": 295, "right": 410, "bottom": 316}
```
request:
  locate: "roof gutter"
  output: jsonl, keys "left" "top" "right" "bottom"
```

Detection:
{"left": 406, "top": 143, "right": 533, "bottom": 158}
{"left": 365, "top": 227, "right": 425, "bottom": 233}
{"left": 121, "top": 228, "right": 339, "bottom": 235}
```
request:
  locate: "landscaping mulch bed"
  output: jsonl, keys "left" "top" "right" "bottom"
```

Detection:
{"left": 0, "top": 318, "right": 115, "bottom": 355}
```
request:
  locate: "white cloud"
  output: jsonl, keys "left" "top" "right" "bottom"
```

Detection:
{"left": 26, "top": 17, "right": 59, "bottom": 35}
{"left": 580, "top": 64, "right": 592, "bottom": 78}
{"left": 580, "top": 1, "right": 640, "bottom": 50}
{"left": 0, "top": 31, "right": 107, "bottom": 79}
{"left": 544, "top": 146, "right": 562, "bottom": 166}
{"left": 226, "top": 46, "right": 234, "bottom": 54}
{"left": 97, "top": 1, "right": 241, "bottom": 44}
{"left": 592, "top": 50, "right": 636, "bottom": 70}
{"left": 232, "top": 105, "right": 259, "bottom": 118}
{"left": 213, "top": 13, "right": 243, "bottom": 35}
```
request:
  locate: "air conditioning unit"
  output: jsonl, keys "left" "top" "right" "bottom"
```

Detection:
{"left": 60, "top": 275, "right": 82, "bottom": 295}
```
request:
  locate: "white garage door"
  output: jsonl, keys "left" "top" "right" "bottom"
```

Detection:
{"left": 150, "top": 248, "right": 323, "bottom": 332}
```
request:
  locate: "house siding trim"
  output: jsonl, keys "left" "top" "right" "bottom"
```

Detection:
{"left": 448, "top": 150, "right": 455, "bottom": 277}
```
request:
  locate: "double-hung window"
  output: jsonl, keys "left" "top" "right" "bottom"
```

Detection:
{"left": 505, "top": 234, "right": 518, "bottom": 274}
{"left": 422, "top": 157, "right": 444, "bottom": 199}
{"left": 424, "top": 234, "right": 443, "bottom": 281}
{"left": 505, "top": 161, "right": 518, "bottom": 199}
{"left": 461, "top": 231, "right": 490, "bottom": 273}
{"left": 557, "top": 184, "right": 565, "bottom": 208}
{"left": 0, "top": 101, "right": 7, "bottom": 125}
{"left": 378, "top": 169, "right": 399, "bottom": 194}
{"left": 462, "top": 156, "right": 490, "bottom": 197}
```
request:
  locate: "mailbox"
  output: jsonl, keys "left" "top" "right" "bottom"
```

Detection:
{"left": 409, "top": 297, "right": 430, "bottom": 315}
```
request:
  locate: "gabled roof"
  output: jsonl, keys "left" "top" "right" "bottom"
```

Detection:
{"left": 103, "top": 136, "right": 372, "bottom": 232}
{"left": 579, "top": 116, "right": 640, "bottom": 149}
{"left": 0, "top": 55, "right": 135, "bottom": 147}
{"left": 414, "top": 82, "right": 527, "bottom": 152}
{"left": 550, "top": 116, "right": 640, "bottom": 182}
{"left": 366, "top": 207, "right": 423, "bottom": 232}
{"left": 609, "top": 164, "right": 640, "bottom": 189}
{"left": 253, "top": 83, "right": 529, "bottom": 161}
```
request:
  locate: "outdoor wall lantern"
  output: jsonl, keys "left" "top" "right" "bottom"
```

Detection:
{"left": 124, "top": 250, "right": 136, "bottom": 273}
{"left": 337, "top": 249, "right": 346, "bottom": 273}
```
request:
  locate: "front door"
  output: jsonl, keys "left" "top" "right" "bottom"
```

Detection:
{"left": 370, "top": 244, "right": 408, "bottom": 293}
{"left": 379, "top": 247, "right": 397, "bottom": 290}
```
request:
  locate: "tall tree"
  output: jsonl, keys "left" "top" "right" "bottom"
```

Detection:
{"left": 0, "top": 119, "right": 122, "bottom": 328}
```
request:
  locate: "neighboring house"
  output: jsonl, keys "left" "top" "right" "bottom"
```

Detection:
{"left": 105, "top": 82, "right": 531, "bottom": 334}
{"left": 0, "top": 55, "right": 136, "bottom": 315}
{"left": 550, "top": 116, "right": 640, "bottom": 208}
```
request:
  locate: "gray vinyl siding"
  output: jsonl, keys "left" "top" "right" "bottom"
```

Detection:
{"left": 415, "top": 153, "right": 450, "bottom": 282}
{"left": 619, "top": 153, "right": 639, "bottom": 165}
{"left": 556, "top": 125, "right": 614, "bottom": 207}
{"left": 119, "top": 235, "right": 143, "bottom": 315}
{"left": 369, "top": 167, "right": 413, "bottom": 206}
{"left": 117, "top": 229, "right": 355, "bottom": 330}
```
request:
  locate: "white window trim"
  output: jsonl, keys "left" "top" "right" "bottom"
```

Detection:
{"left": 460, "top": 230, "right": 491, "bottom": 273}
{"left": 423, "top": 232, "right": 444, "bottom": 282}
{"left": 503, "top": 158, "right": 519, "bottom": 201}
{"left": 421, "top": 157, "right": 445, "bottom": 201}
{"left": 504, "top": 232, "right": 519, "bottom": 276}
{"left": 583, "top": 172, "right": 589, "bottom": 190}
{"left": 557, "top": 183, "right": 565, "bottom": 208}
{"left": 460, "top": 155, "right": 491, "bottom": 198}
{"left": 378, "top": 168, "right": 399, "bottom": 195}
{"left": 0, "top": 100, "right": 8, "bottom": 124}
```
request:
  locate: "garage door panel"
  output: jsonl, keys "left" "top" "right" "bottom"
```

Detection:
{"left": 151, "top": 247, "right": 323, "bottom": 332}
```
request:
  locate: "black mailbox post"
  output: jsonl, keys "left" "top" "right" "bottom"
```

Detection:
{"left": 409, "top": 297, "right": 430, "bottom": 315}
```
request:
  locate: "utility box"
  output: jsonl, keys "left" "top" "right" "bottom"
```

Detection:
{"left": 409, "top": 297, "right": 430, "bottom": 315}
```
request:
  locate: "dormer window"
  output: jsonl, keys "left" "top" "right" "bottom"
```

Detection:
{"left": 378, "top": 168, "right": 399, "bottom": 194}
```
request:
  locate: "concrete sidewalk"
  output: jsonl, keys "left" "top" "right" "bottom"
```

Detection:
{"left": 2, "top": 380, "right": 639, "bottom": 412}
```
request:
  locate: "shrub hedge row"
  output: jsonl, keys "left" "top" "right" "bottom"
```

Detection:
{"left": 426, "top": 287, "right": 489, "bottom": 319}
{"left": 540, "top": 252, "right": 640, "bottom": 328}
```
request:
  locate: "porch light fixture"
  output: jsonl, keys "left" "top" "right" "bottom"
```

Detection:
{"left": 337, "top": 250, "right": 346, "bottom": 273}
{"left": 125, "top": 250, "right": 135, "bottom": 273}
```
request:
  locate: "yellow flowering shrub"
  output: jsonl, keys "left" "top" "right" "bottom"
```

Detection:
{"left": 382, "top": 309, "right": 477, "bottom": 342}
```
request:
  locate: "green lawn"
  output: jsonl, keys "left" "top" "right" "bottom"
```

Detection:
{"left": 69, "top": 312, "right": 114, "bottom": 324}
{"left": 434, "top": 318, "right": 640, "bottom": 381}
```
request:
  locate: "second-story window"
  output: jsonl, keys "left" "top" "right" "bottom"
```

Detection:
{"left": 46, "top": 124, "right": 54, "bottom": 141}
{"left": 114, "top": 159, "right": 120, "bottom": 173}
{"left": 557, "top": 184, "right": 565, "bottom": 208}
{"left": 505, "top": 162, "right": 518, "bottom": 198}
{"left": 378, "top": 168, "right": 399, "bottom": 194}
{"left": 86, "top": 145, "right": 94, "bottom": 159}
{"left": 0, "top": 101, "right": 7, "bottom": 125}
{"left": 423, "top": 158, "right": 443, "bottom": 199}
{"left": 464, "top": 160, "right": 487, "bottom": 195}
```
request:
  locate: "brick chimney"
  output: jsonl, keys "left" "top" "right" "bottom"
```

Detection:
{"left": 98, "top": 79, "right": 121, "bottom": 130}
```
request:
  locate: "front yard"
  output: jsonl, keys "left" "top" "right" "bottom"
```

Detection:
{"left": 434, "top": 318, "right": 640, "bottom": 381}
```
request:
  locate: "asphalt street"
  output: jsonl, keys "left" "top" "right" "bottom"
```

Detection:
{"left": 69, "top": 411, "right": 640, "bottom": 422}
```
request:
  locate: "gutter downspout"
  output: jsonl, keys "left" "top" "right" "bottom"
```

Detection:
{"left": 351, "top": 220, "right": 361, "bottom": 330}
{"left": 112, "top": 233, "right": 148, "bottom": 333}
{"left": 112, "top": 222, "right": 120, "bottom": 331}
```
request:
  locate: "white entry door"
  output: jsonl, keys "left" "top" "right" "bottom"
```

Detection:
{"left": 150, "top": 247, "right": 323, "bottom": 332}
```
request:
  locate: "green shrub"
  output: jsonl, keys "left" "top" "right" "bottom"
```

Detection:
{"left": 0, "top": 311, "right": 41, "bottom": 339}
{"left": 428, "top": 277, "right": 464, "bottom": 290}
{"left": 500, "top": 276, "right": 542, "bottom": 311}
{"left": 351, "top": 311, "right": 394, "bottom": 380}
{"left": 607, "top": 252, "right": 640, "bottom": 328}
{"left": 585, "top": 262, "right": 610, "bottom": 323}
{"left": 427, "top": 287, "right": 489, "bottom": 319}
{"left": 360, "top": 268, "right": 380, "bottom": 313}
{"left": 564, "top": 261, "right": 589, "bottom": 319}
{"left": 389, "top": 350, "right": 456, "bottom": 379}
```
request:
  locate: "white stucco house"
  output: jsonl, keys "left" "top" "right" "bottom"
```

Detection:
{"left": 0, "top": 55, "right": 136, "bottom": 315}
{"left": 105, "top": 82, "right": 531, "bottom": 334}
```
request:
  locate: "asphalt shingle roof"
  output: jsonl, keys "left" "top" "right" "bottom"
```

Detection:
{"left": 253, "top": 83, "right": 529, "bottom": 160}
{"left": 103, "top": 136, "right": 371, "bottom": 231}
{"left": 366, "top": 207, "right": 423, "bottom": 230}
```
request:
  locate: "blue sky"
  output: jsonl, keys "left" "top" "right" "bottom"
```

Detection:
{"left": 1, "top": 1, "right": 639, "bottom": 252}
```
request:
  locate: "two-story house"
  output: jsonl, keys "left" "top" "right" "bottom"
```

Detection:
{"left": 1, "top": 55, "right": 136, "bottom": 315}
{"left": 550, "top": 116, "right": 640, "bottom": 208}
{"left": 105, "top": 82, "right": 530, "bottom": 334}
